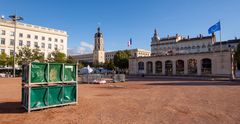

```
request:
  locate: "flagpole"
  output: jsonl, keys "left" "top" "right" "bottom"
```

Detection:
{"left": 219, "top": 20, "right": 224, "bottom": 69}
{"left": 220, "top": 20, "right": 222, "bottom": 52}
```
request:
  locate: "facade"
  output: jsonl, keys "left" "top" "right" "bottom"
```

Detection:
{"left": 105, "top": 49, "right": 151, "bottom": 62}
{"left": 73, "top": 27, "right": 151, "bottom": 63}
{"left": 151, "top": 29, "right": 216, "bottom": 56}
{"left": 73, "top": 48, "right": 150, "bottom": 63}
{"left": 0, "top": 18, "right": 68, "bottom": 59}
{"left": 129, "top": 29, "right": 239, "bottom": 77}
{"left": 93, "top": 27, "right": 105, "bottom": 64}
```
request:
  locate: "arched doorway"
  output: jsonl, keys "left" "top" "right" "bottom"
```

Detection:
{"left": 138, "top": 62, "right": 144, "bottom": 74}
{"left": 201, "top": 58, "right": 212, "bottom": 74}
{"left": 188, "top": 59, "right": 197, "bottom": 74}
{"left": 146, "top": 61, "right": 153, "bottom": 74}
{"left": 155, "top": 61, "right": 162, "bottom": 75}
{"left": 176, "top": 60, "right": 184, "bottom": 75}
{"left": 165, "top": 60, "right": 173, "bottom": 75}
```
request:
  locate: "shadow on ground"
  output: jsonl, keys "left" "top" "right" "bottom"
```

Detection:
{"left": 0, "top": 102, "right": 25, "bottom": 114}
{"left": 145, "top": 82, "right": 240, "bottom": 86}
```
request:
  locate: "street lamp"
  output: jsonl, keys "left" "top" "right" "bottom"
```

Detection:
{"left": 9, "top": 14, "right": 23, "bottom": 77}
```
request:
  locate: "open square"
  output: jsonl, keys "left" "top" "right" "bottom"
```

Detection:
{"left": 0, "top": 77, "right": 240, "bottom": 124}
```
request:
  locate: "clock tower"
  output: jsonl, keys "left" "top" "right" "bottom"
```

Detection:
{"left": 93, "top": 27, "right": 105, "bottom": 64}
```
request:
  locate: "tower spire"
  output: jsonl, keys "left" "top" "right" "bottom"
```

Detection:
{"left": 154, "top": 29, "right": 157, "bottom": 36}
{"left": 152, "top": 28, "right": 160, "bottom": 40}
{"left": 97, "top": 27, "right": 100, "bottom": 33}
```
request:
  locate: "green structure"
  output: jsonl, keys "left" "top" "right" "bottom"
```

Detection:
{"left": 22, "top": 62, "right": 78, "bottom": 112}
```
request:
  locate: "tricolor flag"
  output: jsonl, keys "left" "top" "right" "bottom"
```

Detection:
{"left": 128, "top": 38, "right": 132, "bottom": 47}
{"left": 208, "top": 21, "right": 221, "bottom": 34}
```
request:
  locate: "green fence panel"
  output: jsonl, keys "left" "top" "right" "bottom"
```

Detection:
{"left": 31, "top": 63, "right": 48, "bottom": 83}
{"left": 48, "top": 85, "right": 63, "bottom": 106}
{"left": 30, "top": 87, "right": 48, "bottom": 108}
{"left": 49, "top": 63, "right": 63, "bottom": 82}
{"left": 63, "top": 84, "right": 76, "bottom": 103}
{"left": 64, "top": 64, "right": 76, "bottom": 81}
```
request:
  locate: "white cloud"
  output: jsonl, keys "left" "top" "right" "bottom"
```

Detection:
{"left": 68, "top": 41, "right": 94, "bottom": 55}
{"left": 80, "top": 41, "right": 94, "bottom": 50}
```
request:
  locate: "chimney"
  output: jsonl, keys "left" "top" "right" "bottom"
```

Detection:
{"left": 212, "top": 33, "right": 216, "bottom": 43}
{"left": 187, "top": 35, "right": 190, "bottom": 40}
{"left": 176, "top": 33, "right": 179, "bottom": 37}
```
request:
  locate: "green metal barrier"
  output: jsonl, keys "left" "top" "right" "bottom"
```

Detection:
{"left": 49, "top": 63, "right": 63, "bottom": 83}
{"left": 22, "top": 62, "right": 78, "bottom": 112}
{"left": 31, "top": 63, "right": 48, "bottom": 83}
{"left": 64, "top": 64, "right": 76, "bottom": 82}
{"left": 30, "top": 87, "right": 48, "bottom": 108}
{"left": 63, "top": 84, "right": 76, "bottom": 103}
{"left": 48, "top": 85, "right": 63, "bottom": 106}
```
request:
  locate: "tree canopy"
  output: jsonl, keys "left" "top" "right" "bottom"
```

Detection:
{"left": 104, "top": 60, "right": 115, "bottom": 70}
{"left": 16, "top": 47, "right": 44, "bottom": 65}
{"left": 0, "top": 52, "right": 7, "bottom": 67}
{"left": 47, "top": 49, "right": 66, "bottom": 63}
{"left": 113, "top": 50, "right": 131, "bottom": 69}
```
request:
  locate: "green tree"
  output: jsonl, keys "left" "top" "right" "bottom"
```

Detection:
{"left": 235, "top": 43, "right": 240, "bottom": 69}
{"left": 0, "top": 52, "right": 7, "bottom": 67}
{"left": 104, "top": 60, "right": 115, "bottom": 70}
{"left": 48, "top": 50, "right": 66, "bottom": 63}
{"left": 6, "top": 55, "right": 14, "bottom": 67}
{"left": 32, "top": 48, "right": 44, "bottom": 62}
{"left": 66, "top": 55, "right": 77, "bottom": 63}
{"left": 17, "top": 47, "right": 44, "bottom": 65}
{"left": 16, "top": 47, "right": 32, "bottom": 65}
{"left": 113, "top": 50, "right": 131, "bottom": 69}
{"left": 78, "top": 62, "right": 84, "bottom": 69}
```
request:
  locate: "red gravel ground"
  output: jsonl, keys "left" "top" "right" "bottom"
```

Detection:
{"left": 0, "top": 77, "right": 240, "bottom": 124}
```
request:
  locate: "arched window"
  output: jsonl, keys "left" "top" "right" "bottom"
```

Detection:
{"left": 201, "top": 58, "right": 212, "bottom": 74}
{"left": 165, "top": 60, "right": 173, "bottom": 75}
{"left": 138, "top": 62, "right": 144, "bottom": 70}
{"left": 176, "top": 60, "right": 184, "bottom": 75}
{"left": 202, "top": 44, "right": 206, "bottom": 48}
{"left": 188, "top": 59, "right": 197, "bottom": 74}
{"left": 155, "top": 61, "right": 162, "bottom": 74}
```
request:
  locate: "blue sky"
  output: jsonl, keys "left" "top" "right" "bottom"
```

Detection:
{"left": 1, "top": 0, "right": 240, "bottom": 55}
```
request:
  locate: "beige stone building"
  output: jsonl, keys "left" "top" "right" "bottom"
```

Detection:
{"left": 73, "top": 27, "right": 151, "bottom": 63}
{"left": 105, "top": 49, "right": 150, "bottom": 62}
{"left": 129, "top": 29, "right": 239, "bottom": 77}
{"left": 0, "top": 18, "right": 68, "bottom": 59}
{"left": 73, "top": 48, "right": 150, "bottom": 64}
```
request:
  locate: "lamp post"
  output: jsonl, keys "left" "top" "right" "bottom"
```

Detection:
{"left": 9, "top": 14, "right": 23, "bottom": 77}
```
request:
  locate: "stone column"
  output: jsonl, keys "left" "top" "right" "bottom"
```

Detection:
{"left": 162, "top": 61, "right": 166, "bottom": 75}
{"left": 197, "top": 59, "right": 201, "bottom": 75}
{"left": 184, "top": 60, "right": 188, "bottom": 75}
{"left": 152, "top": 61, "right": 155, "bottom": 75}
{"left": 144, "top": 62, "right": 147, "bottom": 74}
{"left": 173, "top": 60, "right": 176, "bottom": 75}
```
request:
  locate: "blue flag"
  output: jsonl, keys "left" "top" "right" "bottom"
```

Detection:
{"left": 128, "top": 38, "right": 132, "bottom": 47}
{"left": 208, "top": 21, "right": 221, "bottom": 34}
